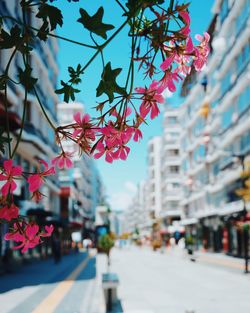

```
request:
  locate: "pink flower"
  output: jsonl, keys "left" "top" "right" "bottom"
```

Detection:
{"left": 112, "top": 145, "right": 130, "bottom": 161}
{"left": 158, "top": 71, "right": 182, "bottom": 93}
{"left": 193, "top": 32, "right": 210, "bottom": 71}
{"left": 31, "top": 190, "right": 44, "bottom": 203}
{"left": 93, "top": 142, "right": 115, "bottom": 163}
{"left": 133, "top": 128, "right": 143, "bottom": 142}
{"left": 135, "top": 81, "right": 164, "bottom": 119}
{"left": 41, "top": 224, "right": 54, "bottom": 237}
{"left": 27, "top": 160, "right": 55, "bottom": 193}
{"left": 0, "top": 203, "right": 19, "bottom": 221}
{"left": 72, "top": 112, "right": 96, "bottom": 141}
{"left": 174, "top": 54, "right": 192, "bottom": 77}
{"left": 160, "top": 52, "right": 176, "bottom": 71}
{"left": 179, "top": 11, "right": 191, "bottom": 36}
{"left": 5, "top": 223, "right": 41, "bottom": 253}
{"left": 52, "top": 151, "right": 73, "bottom": 169}
{"left": 0, "top": 160, "right": 22, "bottom": 196}
{"left": 186, "top": 37, "right": 194, "bottom": 53}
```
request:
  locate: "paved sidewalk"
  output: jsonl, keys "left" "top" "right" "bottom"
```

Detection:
{"left": 123, "top": 244, "right": 247, "bottom": 274}
{"left": 0, "top": 250, "right": 107, "bottom": 313}
{"left": 163, "top": 245, "right": 247, "bottom": 273}
{"left": 80, "top": 250, "right": 106, "bottom": 313}
{"left": 108, "top": 245, "right": 250, "bottom": 313}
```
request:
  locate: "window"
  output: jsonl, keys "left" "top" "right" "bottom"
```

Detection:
{"left": 168, "top": 116, "right": 178, "bottom": 124}
{"left": 220, "top": 0, "right": 229, "bottom": 24}
{"left": 236, "top": 0, "right": 250, "bottom": 35}
{"left": 221, "top": 105, "right": 234, "bottom": 130}
{"left": 169, "top": 166, "right": 179, "bottom": 173}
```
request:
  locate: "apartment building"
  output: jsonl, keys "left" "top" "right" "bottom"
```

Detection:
{"left": 160, "top": 105, "right": 182, "bottom": 228}
{"left": 147, "top": 136, "right": 162, "bottom": 218}
{"left": 0, "top": 1, "right": 60, "bottom": 257}
{"left": 180, "top": 0, "right": 250, "bottom": 257}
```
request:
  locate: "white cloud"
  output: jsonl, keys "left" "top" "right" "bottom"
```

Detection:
{"left": 162, "top": 89, "right": 173, "bottom": 99}
{"left": 109, "top": 181, "right": 137, "bottom": 211}
{"left": 124, "top": 181, "right": 137, "bottom": 193}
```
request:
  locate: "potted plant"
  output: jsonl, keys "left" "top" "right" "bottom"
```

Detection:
{"left": 98, "top": 234, "right": 115, "bottom": 271}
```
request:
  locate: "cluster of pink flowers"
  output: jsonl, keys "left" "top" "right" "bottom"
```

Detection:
{"left": 131, "top": 7, "right": 210, "bottom": 123}
{"left": 0, "top": 159, "right": 54, "bottom": 252}
{"left": 93, "top": 109, "right": 142, "bottom": 163}
{"left": 5, "top": 223, "right": 54, "bottom": 253}
{"left": 0, "top": 3, "right": 210, "bottom": 252}
{"left": 44, "top": 6, "right": 210, "bottom": 166}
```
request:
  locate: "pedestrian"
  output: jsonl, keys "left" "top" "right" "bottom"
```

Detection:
{"left": 186, "top": 235, "right": 196, "bottom": 262}
{"left": 52, "top": 230, "right": 61, "bottom": 264}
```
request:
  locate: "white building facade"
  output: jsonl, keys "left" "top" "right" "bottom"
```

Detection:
{"left": 0, "top": 1, "right": 60, "bottom": 259}
{"left": 160, "top": 105, "right": 182, "bottom": 227}
{"left": 180, "top": 0, "right": 250, "bottom": 257}
{"left": 147, "top": 136, "right": 162, "bottom": 218}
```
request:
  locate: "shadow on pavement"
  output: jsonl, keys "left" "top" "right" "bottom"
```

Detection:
{"left": 0, "top": 251, "right": 95, "bottom": 293}
{"left": 107, "top": 299, "right": 123, "bottom": 313}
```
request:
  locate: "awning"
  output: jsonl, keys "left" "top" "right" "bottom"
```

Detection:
{"left": 180, "top": 218, "right": 198, "bottom": 226}
{"left": 69, "top": 221, "right": 83, "bottom": 229}
{"left": 27, "top": 208, "right": 53, "bottom": 218}
{"left": 0, "top": 106, "right": 21, "bottom": 131}
{"left": 218, "top": 200, "right": 244, "bottom": 216}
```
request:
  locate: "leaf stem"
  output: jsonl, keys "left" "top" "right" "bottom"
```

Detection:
{"left": 33, "top": 87, "right": 57, "bottom": 131}
{"left": 0, "top": 15, "right": 97, "bottom": 49}
{"left": 81, "top": 19, "right": 129, "bottom": 73}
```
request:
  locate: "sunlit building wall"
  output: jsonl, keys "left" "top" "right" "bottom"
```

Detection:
{"left": 147, "top": 136, "right": 162, "bottom": 218}
{"left": 0, "top": 1, "right": 60, "bottom": 256}
{"left": 180, "top": 0, "right": 250, "bottom": 256}
{"left": 160, "top": 105, "right": 182, "bottom": 227}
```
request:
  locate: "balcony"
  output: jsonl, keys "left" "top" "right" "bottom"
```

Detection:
{"left": 0, "top": 105, "right": 21, "bottom": 131}
{"left": 163, "top": 174, "right": 181, "bottom": 183}
{"left": 218, "top": 200, "right": 244, "bottom": 216}
{"left": 162, "top": 156, "right": 181, "bottom": 167}
{"left": 217, "top": 165, "right": 241, "bottom": 186}
{"left": 162, "top": 191, "right": 182, "bottom": 202}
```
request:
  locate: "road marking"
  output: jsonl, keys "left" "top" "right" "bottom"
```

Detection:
{"left": 32, "top": 256, "right": 90, "bottom": 313}
{"left": 199, "top": 256, "right": 244, "bottom": 270}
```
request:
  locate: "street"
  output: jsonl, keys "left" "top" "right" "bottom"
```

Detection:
{"left": 107, "top": 246, "right": 250, "bottom": 313}
{"left": 0, "top": 246, "right": 250, "bottom": 313}
{"left": 0, "top": 251, "right": 105, "bottom": 313}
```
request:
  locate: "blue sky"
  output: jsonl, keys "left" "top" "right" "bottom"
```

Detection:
{"left": 56, "top": 0, "right": 214, "bottom": 210}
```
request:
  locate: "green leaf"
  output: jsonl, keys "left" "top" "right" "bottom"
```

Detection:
{"left": 0, "top": 75, "right": 8, "bottom": 90}
{"left": 77, "top": 7, "right": 114, "bottom": 40}
{"left": 36, "top": 3, "right": 63, "bottom": 31}
{"left": 0, "top": 25, "right": 32, "bottom": 53}
{"left": 96, "top": 62, "right": 126, "bottom": 103}
{"left": 37, "top": 21, "right": 49, "bottom": 41}
{"left": 55, "top": 81, "right": 80, "bottom": 103}
{"left": 0, "top": 127, "right": 12, "bottom": 155}
{"left": 68, "top": 64, "right": 84, "bottom": 85}
{"left": 18, "top": 65, "right": 38, "bottom": 91}
{"left": 0, "top": 25, "right": 22, "bottom": 50}
{"left": 125, "top": 0, "right": 164, "bottom": 17}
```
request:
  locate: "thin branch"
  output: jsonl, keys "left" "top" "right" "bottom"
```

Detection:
{"left": 34, "top": 87, "right": 57, "bottom": 131}
{"left": 0, "top": 15, "right": 97, "bottom": 49}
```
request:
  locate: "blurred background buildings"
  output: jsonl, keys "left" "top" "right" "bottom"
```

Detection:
{"left": 0, "top": 1, "right": 105, "bottom": 266}
{"left": 0, "top": 0, "right": 250, "bottom": 266}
